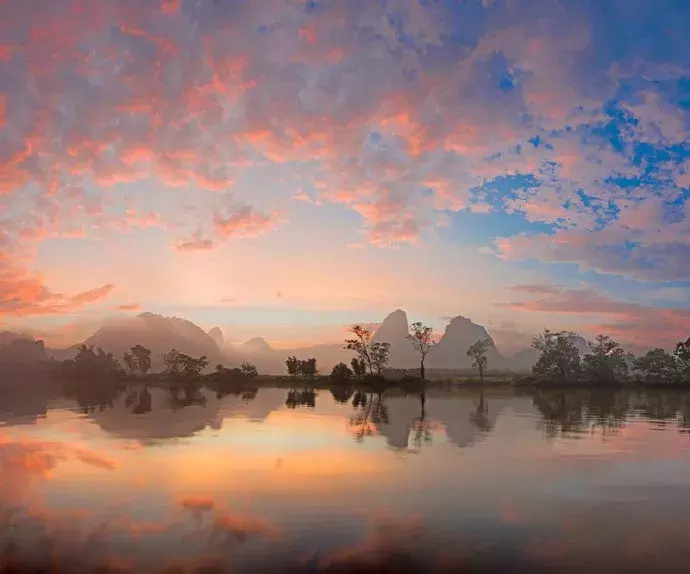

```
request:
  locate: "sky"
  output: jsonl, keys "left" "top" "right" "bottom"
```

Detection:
{"left": 1, "top": 0, "right": 689, "bottom": 352}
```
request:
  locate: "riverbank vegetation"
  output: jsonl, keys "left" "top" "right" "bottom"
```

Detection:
{"left": 38, "top": 323, "right": 690, "bottom": 391}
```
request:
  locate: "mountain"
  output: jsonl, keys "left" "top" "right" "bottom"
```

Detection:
{"left": 0, "top": 332, "right": 47, "bottom": 364}
{"left": 242, "top": 337, "right": 273, "bottom": 353}
{"left": 372, "top": 309, "right": 418, "bottom": 368}
{"left": 428, "top": 315, "right": 507, "bottom": 369}
{"left": 71, "top": 313, "right": 222, "bottom": 371}
{"left": 0, "top": 332, "right": 50, "bottom": 383}
{"left": 39, "top": 308, "right": 597, "bottom": 375}
{"left": 507, "top": 348, "right": 539, "bottom": 371}
{"left": 208, "top": 327, "right": 224, "bottom": 347}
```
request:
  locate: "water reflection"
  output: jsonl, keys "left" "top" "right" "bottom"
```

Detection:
{"left": 528, "top": 388, "right": 690, "bottom": 438}
{"left": 5, "top": 383, "right": 690, "bottom": 572}
{"left": 286, "top": 387, "right": 317, "bottom": 409}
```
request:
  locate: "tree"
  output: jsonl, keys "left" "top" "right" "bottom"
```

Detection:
{"left": 299, "top": 358, "right": 318, "bottom": 381}
{"left": 65, "top": 344, "right": 124, "bottom": 380}
{"left": 286, "top": 356, "right": 300, "bottom": 379}
{"left": 675, "top": 337, "right": 690, "bottom": 383}
{"left": 582, "top": 335, "right": 628, "bottom": 384}
{"left": 345, "top": 325, "right": 375, "bottom": 375}
{"left": 351, "top": 357, "right": 366, "bottom": 378}
{"left": 163, "top": 349, "right": 183, "bottom": 377}
{"left": 467, "top": 338, "right": 492, "bottom": 380}
{"left": 163, "top": 349, "right": 208, "bottom": 380}
{"left": 331, "top": 362, "right": 353, "bottom": 381}
{"left": 532, "top": 330, "right": 582, "bottom": 384}
{"left": 240, "top": 362, "right": 258, "bottom": 379}
{"left": 180, "top": 353, "right": 208, "bottom": 379}
{"left": 123, "top": 352, "right": 136, "bottom": 375}
{"left": 371, "top": 341, "right": 390, "bottom": 376}
{"left": 407, "top": 322, "right": 436, "bottom": 382}
{"left": 131, "top": 345, "right": 152, "bottom": 376}
{"left": 634, "top": 348, "right": 680, "bottom": 385}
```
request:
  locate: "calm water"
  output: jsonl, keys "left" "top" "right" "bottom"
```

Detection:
{"left": 3, "top": 384, "right": 690, "bottom": 573}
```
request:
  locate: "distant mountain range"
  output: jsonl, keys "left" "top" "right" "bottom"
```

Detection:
{"left": 3, "top": 309, "right": 596, "bottom": 374}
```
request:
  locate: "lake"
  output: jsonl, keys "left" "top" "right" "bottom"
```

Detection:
{"left": 3, "top": 383, "right": 690, "bottom": 573}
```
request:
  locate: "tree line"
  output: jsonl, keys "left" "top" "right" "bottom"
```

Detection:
{"left": 61, "top": 344, "right": 258, "bottom": 383}
{"left": 58, "top": 326, "right": 690, "bottom": 387}
{"left": 529, "top": 331, "right": 690, "bottom": 386}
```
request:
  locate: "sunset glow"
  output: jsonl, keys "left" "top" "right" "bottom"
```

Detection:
{"left": 1, "top": 0, "right": 688, "bottom": 350}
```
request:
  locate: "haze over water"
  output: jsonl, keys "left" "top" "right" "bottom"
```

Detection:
{"left": 4, "top": 384, "right": 690, "bottom": 573}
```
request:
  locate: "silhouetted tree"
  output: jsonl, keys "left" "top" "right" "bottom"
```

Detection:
{"left": 675, "top": 337, "right": 690, "bottom": 383}
{"left": 64, "top": 344, "right": 124, "bottom": 380}
{"left": 351, "top": 357, "right": 366, "bottom": 378}
{"left": 331, "top": 362, "right": 353, "bottom": 381}
{"left": 582, "top": 335, "right": 628, "bottom": 384}
{"left": 634, "top": 348, "right": 680, "bottom": 385}
{"left": 407, "top": 322, "right": 436, "bottom": 382}
{"left": 240, "top": 362, "right": 258, "bottom": 379}
{"left": 371, "top": 341, "right": 390, "bottom": 376}
{"left": 299, "top": 358, "right": 318, "bottom": 381}
{"left": 131, "top": 345, "right": 152, "bottom": 376}
{"left": 163, "top": 349, "right": 208, "bottom": 380}
{"left": 123, "top": 352, "right": 136, "bottom": 375}
{"left": 466, "top": 338, "right": 492, "bottom": 380}
{"left": 123, "top": 345, "right": 152, "bottom": 377}
{"left": 286, "top": 356, "right": 300, "bottom": 379}
{"left": 532, "top": 330, "right": 582, "bottom": 384}
{"left": 345, "top": 325, "right": 375, "bottom": 375}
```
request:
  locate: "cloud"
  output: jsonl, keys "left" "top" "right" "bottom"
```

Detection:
{"left": 319, "top": 514, "right": 424, "bottom": 573}
{"left": 112, "top": 303, "right": 141, "bottom": 312}
{"left": 497, "top": 288, "right": 690, "bottom": 348}
{"left": 213, "top": 205, "right": 282, "bottom": 240}
{"left": 508, "top": 284, "right": 564, "bottom": 295}
{"left": 73, "top": 447, "right": 117, "bottom": 470}
{"left": 0, "top": 436, "right": 119, "bottom": 501}
{"left": 210, "top": 511, "right": 280, "bottom": 544}
{"left": 68, "top": 284, "right": 116, "bottom": 306}
{"left": 0, "top": 0, "right": 687, "bottom": 285}
{"left": 0, "top": 267, "right": 116, "bottom": 317}
{"left": 179, "top": 496, "right": 215, "bottom": 513}
{"left": 175, "top": 235, "right": 216, "bottom": 252}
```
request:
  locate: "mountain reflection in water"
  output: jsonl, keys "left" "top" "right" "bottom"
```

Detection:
{"left": 3, "top": 383, "right": 690, "bottom": 572}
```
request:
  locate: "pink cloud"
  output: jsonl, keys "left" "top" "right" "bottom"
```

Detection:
{"left": 112, "top": 303, "right": 141, "bottom": 312}
{"left": 0, "top": 259, "right": 115, "bottom": 317}
{"left": 213, "top": 205, "right": 282, "bottom": 240}
{"left": 508, "top": 284, "right": 564, "bottom": 295}
{"left": 0, "top": 0, "right": 686, "bottom": 263}
{"left": 68, "top": 284, "right": 116, "bottom": 306}
{"left": 175, "top": 235, "right": 215, "bottom": 252}
{"left": 497, "top": 288, "right": 690, "bottom": 348}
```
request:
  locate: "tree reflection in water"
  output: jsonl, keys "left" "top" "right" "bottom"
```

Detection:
{"left": 167, "top": 384, "right": 207, "bottom": 411}
{"left": 531, "top": 388, "right": 690, "bottom": 437}
{"left": 63, "top": 380, "right": 123, "bottom": 414}
{"left": 468, "top": 391, "right": 492, "bottom": 432}
{"left": 410, "top": 392, "right": 432, "bottom": 447}
{"left": 349, "top": 391, "right": 390, "bottom": 442}
{"left": 330, "top": 386, "right": 354, "bottom": 404}
{"left": 285, "top": 388, "right": 316, "bottom": 409}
